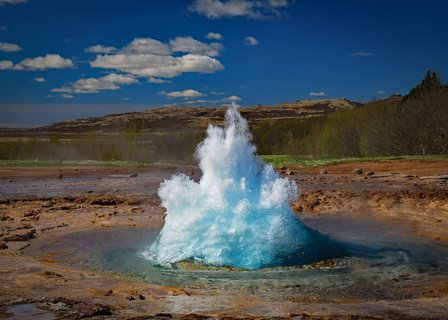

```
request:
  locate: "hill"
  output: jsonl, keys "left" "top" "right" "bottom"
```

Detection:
{"left": 0, "top": 98, "right": 366, "bottom": 163}
{"left": 23, "top": 98, "right": 362, "bottom": 134}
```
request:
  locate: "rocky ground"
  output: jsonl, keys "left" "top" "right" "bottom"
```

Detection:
{"left": 0, "top": 160, "right": 447, "bottom": 319}
{"left": 290, "top": 160, "right": 448, "bottom": 242}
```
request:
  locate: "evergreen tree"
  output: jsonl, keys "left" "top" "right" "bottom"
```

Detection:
{"left": 403, "top": 70, "right": 442, "bottom": 102}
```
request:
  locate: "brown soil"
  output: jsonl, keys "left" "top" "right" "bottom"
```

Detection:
{"left": 0, "top": 160, "right": 447, "bottom": 319}
{"left": 294, "top": 159, "right": 448, "bottom": 176}
{"left": 287, "top": 159, "right": 448, "bottom": 241}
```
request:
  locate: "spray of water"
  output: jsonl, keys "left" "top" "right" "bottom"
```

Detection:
{"left": 143, "top": 104, "right": 332, "bottom": 270}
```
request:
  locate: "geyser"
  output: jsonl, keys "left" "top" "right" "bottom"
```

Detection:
{"left": 143, "top": 104, "right": 336, "bottom": 270}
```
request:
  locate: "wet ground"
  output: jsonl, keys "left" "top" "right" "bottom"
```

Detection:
{"left": 0, "top": 160, "right": 447, "bottom": 319}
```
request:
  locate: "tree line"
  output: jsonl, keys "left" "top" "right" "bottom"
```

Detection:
{"left": 252, "top": 71, "right": 448, "bottom": 158}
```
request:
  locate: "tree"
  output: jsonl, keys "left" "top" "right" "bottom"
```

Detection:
{"left": 403, "top": 70, "right": 443, "bottom": 102}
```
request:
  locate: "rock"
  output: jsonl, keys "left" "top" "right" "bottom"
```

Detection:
{"left": 137, "top": 294, "right": 145, "bottom": 300}
{"left": 51, "top": 297, "right": 73, "bottom": 305}
{"left": 41, "top": 223, "right": 69, "bottom": 232}
{"left": 17, "top": 224, "right": 34, "bottom": 230}
{"left": 286, "top": 169, "right": 294, "bottom": 175}
{"left": 0, "top": 241, "right": 8, "bottom": 250}
{"left": 23, "top": 210, "right": 39, "bottom": 218}
{"left": 366, "top": 171, "right": 374, "bottom": 176}
{"left": 104, "top": 289, "right": 113, "bottom": 296}
{"left": 50, "top": 301, "right": 72, "bottom": 312}
{"left": 126, "top": 295, "right": 135, "bottom": 301}
{"left": 57, "top": 174, "right": 63, "bottom": 179}
{"left": 40, "top": 270, "right": 63, "bottom": 278}
{"left": 130, "top": 173, "right": 138, "bottom": 178}
{"left": 4, "top": 229, "right": 36, "bottom": 242}
{"left": 353, "top": 168, "right": 363, "bottom": 175}
{"left": 21, "top": 216, "right": 39, "bottom": 222}
{"left": 90, "top": 197, "right": 119, "bottom": 206}
{"left": 280, "top": 165, "right": 286, "bottom": 171}
{"left": 319, "top": 169, "right": 327, "bottom": 175}
{"left": 420, "top": 175, "right": 448, "bottom": 180}
{"left": 0, "top": 215, "right": 14, "bottom": 221}
{"left": 42, "top": 201, "right": 55, "bottom": 208}
{"left": 154, "top": 313, "right": 173, "bottom": 318}
{"left": 91, "top": 305, "right": 113, "bottom": 316}
{"left": 48, "top": 297, "right": 74, "bottom": 311}
{"left": 180, "top": 314, "right": 208, "bottom": 320}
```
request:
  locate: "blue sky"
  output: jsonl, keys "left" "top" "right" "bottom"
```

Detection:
{"left": 1, "top": 0, "right": 447, "bottom": 127}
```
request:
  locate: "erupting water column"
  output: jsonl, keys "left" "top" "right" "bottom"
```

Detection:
{"left": 143, "top": 104, "right": 333, "bottom": 270}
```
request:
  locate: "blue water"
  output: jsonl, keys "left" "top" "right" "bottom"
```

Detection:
{"left": 142, "top": 105, "right": 341, "bottom": 269}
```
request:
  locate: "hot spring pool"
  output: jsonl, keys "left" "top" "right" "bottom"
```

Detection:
{"left": 27, "top": 215, "right": 448, "bottom": 302}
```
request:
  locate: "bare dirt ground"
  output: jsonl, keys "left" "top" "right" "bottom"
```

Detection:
{"left": 0, "top": 160, "right": 447, "bottom": 319}
{"left": 291, "top": 159, "right": 448, "bottom": 242}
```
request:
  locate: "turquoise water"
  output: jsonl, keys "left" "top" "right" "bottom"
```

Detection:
{"left": 28, "top": 217, "right": 448, "bottom": 301}
{"left": 146, "top": 105, "right": 325, "bottom": 269}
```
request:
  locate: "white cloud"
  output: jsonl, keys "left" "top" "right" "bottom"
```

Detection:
{"left": 164, "top": 94, "right": 242, "bottom": 105}
{"left": 349, "top": 51, "right": 373, "bottom": 57}
{"left": 224, "top": 95, "right": 242, "bottom": 101}
{"left": 53, "top": 36, "right": 225, "bottom": 95}
{"left": 170, "top": 36, "right": 223, "bottom": 57}
{"left": 60, "top": 93, "right": 74, "bottom": 99}
{"left": 91, "top": 53, "right": 223, "bottom": 78}
{"left": 268, "top": 0, "right": 288, "bottom": 7}
{"left": 180, "top": 54, "right": 224, "bottom": 73}
{"left": 205, "top": 32, "right": 223, "bottom": 40}
{"left": 0, "top": 42, "right": 22, "bottom": 52}
{"left": 189, "top": 0, "right": 290, "bottom": 19}
{"left": 31, "top": 77, "right": 46, "bottom": 83}
{"left": 243, "top": 36, "right": 259, "bottom": 45}
{"left": 210, "top": 90, "right": 228, "bottom": 95}
{"left": 182, "top": 99, "right": 211, "bottom": 105}
{"left": 0, "top": 60, "right": 13, "bottom": 70}
{"left": 376, "top": 90, "right": 386, "bottom": 95}
{"left": 148, "top": 77, "right": 170, "bottom": 84}
{"left": 0, "top": 26, "right": 8, "bottom": 32}
{"left": 44, "top": 94, "right": 53, "bottom": 98}
{"left": 18, "top": 54, "right": 73, "bottom": 70}
{"left": 52, "top": 73, "right": 138, "bottom": 94}
{"left": 0, "top": 0, "right": 28, "bottom": 6}
{"left": 172, "top": 97, "right": 237, "bottom": 105}
{"left": 88, "top": 36, "right": 225, "bottom": 79}
{"left": 309, "top": 91, "right": 327, "bottom": 97}
{"left": 159, "top": 89, "right": 205, "bottom": 98}
{"left": 123, "top": 38, "right": 171, "bottom": 55}
{"left": 181, "top": 94, "right": 242, "bottom": 105}
{"left": 85, "top": 44, "right": 117, "bottom": 54}
{"left": 0, "top": 54, "right": 73, "bottom": 71}
{"left": 122, "top": 97, "right": 132, "bottom": 101}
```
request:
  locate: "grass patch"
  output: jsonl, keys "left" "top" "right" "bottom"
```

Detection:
{"left": 261, "top": 154, "right": 448, "bottom": 168}
{"left": 0, "top": 159, "right": 150, "bottom": 167}
{"left": 1, "top": 154, "right": 447, "bottom": 168}
{"left": 0, "top": 159, "right": 196, "bottom": 168}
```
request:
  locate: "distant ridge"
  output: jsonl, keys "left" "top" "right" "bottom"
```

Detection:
{"left": 21, "top": 98, "right": 362, "bottom": 134}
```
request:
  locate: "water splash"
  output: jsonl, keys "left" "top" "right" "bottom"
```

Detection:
{"left": 143, "top": 104, "right": 334, "bottom": 270}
